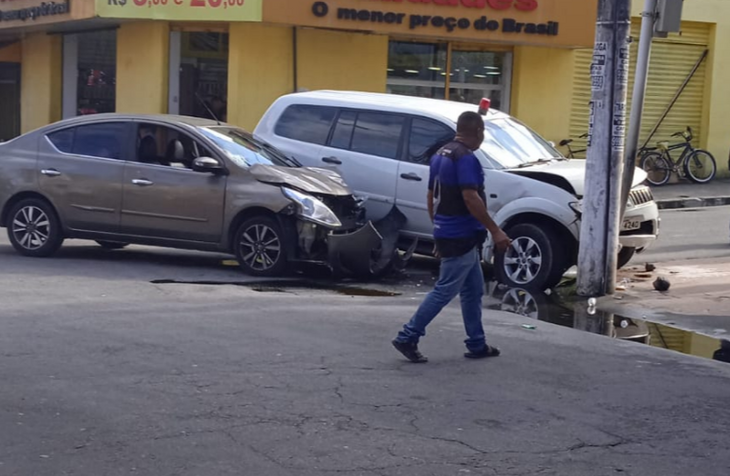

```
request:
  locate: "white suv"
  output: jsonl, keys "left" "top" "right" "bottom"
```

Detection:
{"left": 255, "top": 91, "right": 659, "bottom": 290}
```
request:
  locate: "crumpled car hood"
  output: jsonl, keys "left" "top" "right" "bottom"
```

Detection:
{"left": 249, "top": 164, "right": 353, "bottom": 196}
{"left": 508, "top": 160, "right": 648, "bottom": 196}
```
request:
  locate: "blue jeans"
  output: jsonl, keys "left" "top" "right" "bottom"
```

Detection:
{"left": 395, "top": 248, "right": 487, "bottom": 353}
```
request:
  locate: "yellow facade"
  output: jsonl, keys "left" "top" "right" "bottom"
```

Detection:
{"left": 511, "top": 46, "right": 575, "bottom": 145}
{"left": 296, "top": 29, "right": 388, "bottom": 95}
{"left": 227, "top": 23, "right": 294, "bottom": 132}
{"left": 0, "top": 43, "right": 21, "bottom": 63}
{"left": 20, "top": 34, "right": 62, "bottom": 133}
{"left": 116, "top": 22, "right": 170, "bottom": 115}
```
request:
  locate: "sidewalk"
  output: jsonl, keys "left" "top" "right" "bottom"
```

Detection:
{"left": 651, "top": 178, "right": 730, "bottom": 210}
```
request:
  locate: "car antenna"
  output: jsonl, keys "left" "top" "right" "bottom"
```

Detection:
{"left": 195, "top": 92, "right": 221, "bottom": 125}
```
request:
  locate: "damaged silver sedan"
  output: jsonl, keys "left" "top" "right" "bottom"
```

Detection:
{"left": 0, "top": 114, "right": 403, "bottom": 277}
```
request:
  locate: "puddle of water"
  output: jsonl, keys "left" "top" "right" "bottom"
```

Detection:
{"left": 150, "top": 279, "right": 400, "bottom": 297}
{"left": 486, "top": 283, "right": 730, "bottom": 364}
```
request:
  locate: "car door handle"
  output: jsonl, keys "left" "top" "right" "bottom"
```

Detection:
{"left": 132, "top": 179, "right": 154, "bottom": 187}
{"left": 400, "top": 173, "right": 423, "bottom": 182}
{"left": 322, "top": 156, "right": 342, "bottom": 165}
{"left": 41, "top": 169, "right": 61, "bottom": 177}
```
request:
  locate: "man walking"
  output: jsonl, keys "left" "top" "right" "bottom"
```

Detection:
{"left": 392, "top": 111, "right": 511, "bottom": 363}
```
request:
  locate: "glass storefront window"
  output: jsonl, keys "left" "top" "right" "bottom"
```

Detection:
{"left": 178, "top": 32, "right": 229, "bottom": 122}
{"left": 76, "top": 31, "right": 117, "bottom": 116}
{"left": 386, "top": 42, "right": 447, "bottom": 99}
{"left": 387, "top": 41, "right": 511, "bottom": 112}
{"left": 450, "top": 50, "right": 507, "bottom": 111}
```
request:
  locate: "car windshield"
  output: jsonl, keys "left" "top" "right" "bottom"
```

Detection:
{"left": 479, "top": 117, "right": 564, "bottom": 169}
{"left": 199, "top": 126, "right": 299, "bottom": 168}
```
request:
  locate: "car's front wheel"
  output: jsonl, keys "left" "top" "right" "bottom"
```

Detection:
{"left": 234, "top": 216, "right": 288, "bottom": 277}
{"left": 7, "top": 198, "right": 64, "bottom": 257}
{"left": 494, "top": 223, "right": 566, "bottom": 291}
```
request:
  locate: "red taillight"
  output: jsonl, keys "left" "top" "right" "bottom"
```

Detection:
{"left": 478, "top": 98, "right": 491, "bottom": 116}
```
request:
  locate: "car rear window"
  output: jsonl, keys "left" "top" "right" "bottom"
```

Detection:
{"left": 47, "top": 123, "right": 127, "bottom": 160}
{"left": 274, "top": 105, "right": 336, "bottom": 145}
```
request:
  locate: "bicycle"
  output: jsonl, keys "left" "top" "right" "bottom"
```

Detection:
{"left": 639, "top": 127, "right": 716, "bottom": 186}
{"left": 559, "top": 133, "right": 588, "bottom": 159}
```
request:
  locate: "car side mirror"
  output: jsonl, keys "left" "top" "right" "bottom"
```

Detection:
{"left": 548, "top": 141, "right": 556, "bottom": 148}
{"left": 192, "top": 157, "right": 227, "bottom": 175}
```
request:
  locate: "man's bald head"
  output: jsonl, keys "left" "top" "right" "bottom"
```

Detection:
{"left": 455, "top": 111, "right": 485, "bottom": 151}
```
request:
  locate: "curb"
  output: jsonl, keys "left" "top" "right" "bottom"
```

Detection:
{"left": 656, "top": 196, "right": 730, "bottom": 210}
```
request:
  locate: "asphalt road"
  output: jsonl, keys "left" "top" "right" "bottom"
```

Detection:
{"left": 632, "top": 205, "right": 730, "bottom": 264}
{"left": 2, "top": 235, "right": 730, "bottom": 475}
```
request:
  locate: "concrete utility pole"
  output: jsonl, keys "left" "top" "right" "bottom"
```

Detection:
{"left": 577, "top": 0, "right": 632, "bottom": 297}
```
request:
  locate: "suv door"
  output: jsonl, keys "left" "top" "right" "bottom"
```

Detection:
{"left": 120, "top": 123, "right": 226, "bottom": 243}
{"left": 396, "top": 117, "right": 455, "bottom": 239}
{"left": 320, "top": 110, "right": 405, "bottom": 221}
{"left": 40, "top": 122, "right": 131, "bottom": 233}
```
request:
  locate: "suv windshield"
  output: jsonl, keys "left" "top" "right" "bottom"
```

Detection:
{"left": 479, "top": 117, "right": 563, "bottom": 169}
{"left": 200, "top": 126, "right": 299, "bottom": 168}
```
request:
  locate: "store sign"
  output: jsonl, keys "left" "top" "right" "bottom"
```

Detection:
{"left": 265, "top": 0, "right": 596, "bottom": 48}
{"left": 312, "top": 1, "right": 559, "bottom": 36}
{"left": 0, "top": 0, "right": 71, "bottom": 25}
{"left": 95, "top": 0, "right": 261, "bottom": 21}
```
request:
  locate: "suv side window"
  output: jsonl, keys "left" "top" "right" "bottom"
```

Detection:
{"left": 408, "top": 118, "right": 454, "bottom": 164}
{"left": 349, "top": 112, "right": 405, "bottom": 160}
{"left": 47, "top": 123, "right": 127, "bottom": 160}
{"left": 274, "top": 105, "right": 337, "bottom": 145}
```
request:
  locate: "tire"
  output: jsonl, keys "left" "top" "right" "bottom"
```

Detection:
{"left": 6, "top": 198, "right": 64, "bottom": 257}
{"left": 96, "top": 241, "right": 129, "bottom": 250}
{"left": 494, "top": 223, "right": 566, "bottom": 291}
{"left": 640, "top": 152, "right": 672, "bottom": 186}
{"left": 617, "top": 247, "right": 636, "bottom": 269}
{"left": 684, "top": 149, "right": 716, "bottom": 184}
{"left": 233, "top": 215, "right": 288, "bottom": 277}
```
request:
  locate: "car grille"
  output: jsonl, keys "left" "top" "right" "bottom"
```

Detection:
{"left": 629, "top": 187, "right": 654, "bottom": 206}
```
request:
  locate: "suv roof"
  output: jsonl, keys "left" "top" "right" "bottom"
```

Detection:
{"left": 276, "top": 90, "right": 507, "bottom": 125}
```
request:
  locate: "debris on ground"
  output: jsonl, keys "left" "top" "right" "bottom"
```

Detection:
{"left": 653, "top": 277, "right": 671, "bottom": 292}
{"left": 645, "top": 263, "right": 656, "bottom": 272}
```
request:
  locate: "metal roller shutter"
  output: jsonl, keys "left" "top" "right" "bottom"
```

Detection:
{"left": 567, "top": 21, "right": 710, "bottom": 157}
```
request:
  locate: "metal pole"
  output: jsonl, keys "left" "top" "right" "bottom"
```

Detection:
{"left": 621, "top": 0, "right": 657, "bottom": 219}
{"left": 577, "top": 0, "right": 632, "bottom": 297}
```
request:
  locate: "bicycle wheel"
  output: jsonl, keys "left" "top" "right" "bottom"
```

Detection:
{"left": 684, "top": 149, "right": 717, "bottom": 184}
{"left": 640, "top": 152, "right": 672, "bottom": 186}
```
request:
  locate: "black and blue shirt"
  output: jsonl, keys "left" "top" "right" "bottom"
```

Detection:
{"left": 429, "top": 141, "right": 487, "bottom": 258}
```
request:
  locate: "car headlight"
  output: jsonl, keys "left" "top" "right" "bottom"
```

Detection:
{"left": 282, "top": 187, "right": 342, "bottom": 228}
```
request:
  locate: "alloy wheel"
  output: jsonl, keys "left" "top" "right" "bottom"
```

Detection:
{"left": 12, "top": 206, "right": 51, "bottom": 251}
{"left": 502, "top": 237, "right": 543, "bottom": 285}
{"left": 239, "top": 224, "right": 282, "bottom": 272}
{"left": 500, "top": 288, "right": 540, "bottom": 320}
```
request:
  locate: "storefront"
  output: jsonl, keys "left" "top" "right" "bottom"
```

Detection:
{"left": 3, "top": 0, "right": 729, "bottom": 174}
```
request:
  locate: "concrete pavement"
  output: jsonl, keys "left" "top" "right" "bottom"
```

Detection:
{"left": 651, "top": 179, "right": 730, "bottom": 210}
{"left": 2, "top": 238, "right": 730, "bottom": 475}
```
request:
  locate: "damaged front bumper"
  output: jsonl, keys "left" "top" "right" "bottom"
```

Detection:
{"left": 291, "top": 206, "right": 416, "bottom": 278}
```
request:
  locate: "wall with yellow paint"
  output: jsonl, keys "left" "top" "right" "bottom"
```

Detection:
{"left": 296, "top": 29, "right": 388, "bottom": 94}
{"left": 0, "top": 42, "right": 21, "bottom": 63}
{"left": 116, "top": 21, "right": 170, "bottom": 115}
{"left": 629, "top": 0, "right": 730, "bottom": 174}
{"left": 20, "top": 34, "right": 61, "bottom": 133}
{"left": 227, "top": 23, "right": 294, "bottom": 131}
{"left": 511, "top": 46, "right": 575, "bottom": 145}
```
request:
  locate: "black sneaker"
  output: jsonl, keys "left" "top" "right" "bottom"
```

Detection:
{"left": 392, "top": 340, "right": 428, "bottom": 363}
{"left": 464, "top": 345, "right": 501, "bottom": 359}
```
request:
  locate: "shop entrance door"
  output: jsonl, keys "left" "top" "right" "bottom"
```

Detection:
{"left": 0, "top": 62, "right": 20, "bottom": 141}
{"left": 169, "top": 31, "right": 229, "bottom": 122}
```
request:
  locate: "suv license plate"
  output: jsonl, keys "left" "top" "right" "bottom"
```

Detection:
{"left": 622, "top": 219, "right": 642, "bottom": 231}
